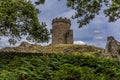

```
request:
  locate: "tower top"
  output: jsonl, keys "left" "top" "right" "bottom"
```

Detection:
{"left": 52, "top": 17, "right": 71, "bottom": 25}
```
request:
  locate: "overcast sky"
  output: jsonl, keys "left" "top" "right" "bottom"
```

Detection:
{"left": 0, "top": 0, "right": 120, "bottom": 48}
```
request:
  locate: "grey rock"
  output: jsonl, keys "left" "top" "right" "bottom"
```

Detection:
{"left": 105, "top": 36, "right": 120, "bottom": 55}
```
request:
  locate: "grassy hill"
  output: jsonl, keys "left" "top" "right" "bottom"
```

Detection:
{"left": 0, "top": 43, "right": 119, "bottom": 79}
{"left": 0, "top": 43, "right": 101, "bottom": 53}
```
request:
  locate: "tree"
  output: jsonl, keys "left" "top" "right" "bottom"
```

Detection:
{"left": 0, "top": 0, "right": 49, "bottom": 45}
{"left": 67, "top": 0, "right": 120, "bottom": 27}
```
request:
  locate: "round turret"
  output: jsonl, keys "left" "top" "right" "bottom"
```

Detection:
{"left": 51, "top": 17, "right": 73, "bottom": 44}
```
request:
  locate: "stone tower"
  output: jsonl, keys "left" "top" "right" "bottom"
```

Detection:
{"left": 51, "top": 17, "right": 73, "bottom": 44}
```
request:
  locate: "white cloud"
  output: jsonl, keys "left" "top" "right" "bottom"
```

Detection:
{"left": 74, "top": 41, "right": 86, "bottom": 45}
{"left": 93, "top": 30, "right": 102, "bottom": 34}
{"left": 95, "top": 36, "right": 103, "bottom": 40}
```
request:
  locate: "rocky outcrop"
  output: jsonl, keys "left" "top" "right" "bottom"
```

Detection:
{"left": 0, "top": 41, "right": 42, "bottom": 53}
{"left": 105, "top": 36, "right": 120, "bottom": 56}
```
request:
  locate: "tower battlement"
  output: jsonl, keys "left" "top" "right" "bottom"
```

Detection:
{"left": 52, "top": 17, "right": 71, "bottom": 25}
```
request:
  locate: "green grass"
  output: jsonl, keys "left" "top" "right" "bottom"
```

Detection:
{"left": 0, "top": 52, "right": 120, "bottom": 80}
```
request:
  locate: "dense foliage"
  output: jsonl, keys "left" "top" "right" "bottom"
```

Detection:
{"left": 0, "top": 53, "right": 120, "bottom": 80}
{"left": 0, "top": 0, "right": 49, "bottom": 44}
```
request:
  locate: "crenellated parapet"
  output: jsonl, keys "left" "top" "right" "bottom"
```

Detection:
{"left": 52, "top": 17, "right": 71, "bottom": 25}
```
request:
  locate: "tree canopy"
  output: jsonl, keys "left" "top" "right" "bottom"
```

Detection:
{"left": 0, "top": 0, "right": 49, "bottom": 45}
{"left": 67, "top": 0, "right": 120, "bottom": 27}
